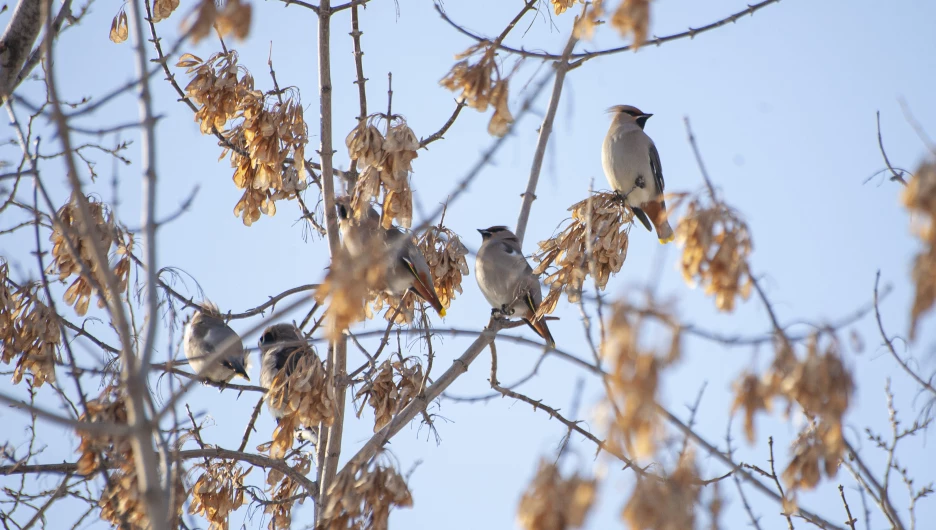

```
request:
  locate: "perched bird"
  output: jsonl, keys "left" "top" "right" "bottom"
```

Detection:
{"left": 475, "top": 226, "right": 555, "bottom": 346}
{"left": 258, "top": 323, "right": 318, "bottom": 443}
{"left": 601, "top": 105, "right": 675, "bottom": 243}
{"left": 337, "top": 200, "right": 447, "bottom": 317}
{"left": 183, "top": 302, "right": 250, "bottom": 384}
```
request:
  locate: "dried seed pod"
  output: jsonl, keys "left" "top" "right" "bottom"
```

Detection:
{"left": 622, "top": 451, "right": 700, "bottom": 530}
{"left": 611, "top": 0, "right": 651, "bottom": 49}
{"left": 189, "top": 461, "right": 250, "bottom": 530}
{"left": 517, "top": 459, "right": 597, "bottom": 530}
{"left": 902, "top": 159, "right": 936, "bottom": 340}
{"left": 675, "top": 197, "right": 753, "bottom": 312}
{"left": 417, "top": 224, "right": 469, "bottom": 312}
{"left": 355, "top": 358, "right": 424, "bottom": 432}
{"left": 533, "top": 193, "right": 632, "bottom": 317}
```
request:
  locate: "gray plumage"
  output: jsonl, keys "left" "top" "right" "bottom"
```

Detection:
{"left": 601, "top": 105, "right": 675, "bottom": 243}
{"left": 183, "top": 302, "right": 250, "bottom": 384}
{"left": 258, "top": 323, "right": 319, "bottom": 445}
{"left": 475, "top": 226, "right": 554, "bottom": 346}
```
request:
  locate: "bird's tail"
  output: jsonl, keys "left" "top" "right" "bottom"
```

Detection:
{"left": 407, "top": 267, "right": 447, "bottom": 317}
{"left": 641, "top": 200, "right": 675, "bottom": 244}
{"left": 523, "top": 317, "right": 556, "bottom": 348}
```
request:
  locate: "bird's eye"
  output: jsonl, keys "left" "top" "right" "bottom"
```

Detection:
{"left": 260, "top": 332, "right": 273, "bottom": 345}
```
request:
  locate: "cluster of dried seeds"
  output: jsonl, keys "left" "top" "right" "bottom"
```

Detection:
{"left": 621, "top": 451, "right": 700, "bottom": 530}
{"left": 347, "top": 116, "right": 419, "bottom": 228}
{"left": 48, "top": 197, "right": 129, "bottom": 316}
{"left": 178, "top": 51, "right": 308, "bottom": 226}
{"left": 183, "top": 0, "right": 252, "bottom": 44}
{"left": 266, "top": 348, "right": 336, "bottom": 459}
{"left": 320, "top": 461, "right": 413, "bottom": 530}
{"left": 356, "top": 358, "right": 424, "bottom": 432}
{"left": 611, "top": 0, "right": 651, "bottom": 49}
{"left": 601, "top": 302, "right": 681, "bottom": 460}
{"left": 675, "top": 197, "right": 753, "bottom": 312}
{"left": 99, "top": 467, "right": 187, "bottom": 529}
{"left": 315, "top": 246, "right": 387, "bottom": 340}
{"left": 75, "top": 389, "right": 130, "bottom": 476}
{"left": 417, "top": 224, "right": 470, "bottom": 312}
{"left": 902, "top": 159, "right": 936, "bottom": 339}
{"left": 440, "top": 43, "right": 514, "bottom": 137}
{"left": 534, "top": 193, "right": 633, "bottom": 318}
{"left": 265, "top": 453, "right": 313, "bottom": 529}
{"left": 732, "top": 332, "right": 853, "bottom": 495}
{"left": 189, "top": 461, "right": 250, "bottom": 530}
{"left": 516, "top": 459, "right": 597, "bottom": 530}
{"left": 368, "top": 290, "right": 416, "bottom": 325}
{"left": 0, "top": 271, "right": 60, "bottom": 387}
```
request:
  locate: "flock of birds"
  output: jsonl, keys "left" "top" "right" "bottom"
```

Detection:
{"left": 182, "top": 104, "right": 674, "bottom": 433}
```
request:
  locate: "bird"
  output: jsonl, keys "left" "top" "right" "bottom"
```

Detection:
{"left": 258, "top": 323, "right": 319, "bottom": 444}
{"left": 337, "top": 199, "right": 447, "bottom": 317}
{"left": 183, "top": 302, "right": 250, "bottom": 385}
{"left": 475, "top": 226, "right": 555, "bottom": 346}
{"left": 601, "top": 104, "right": 675, "bottom": 244}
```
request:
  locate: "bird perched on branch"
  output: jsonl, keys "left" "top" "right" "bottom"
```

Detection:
{"left": 336, "top": 199, "right": 447, "bottom": 317}
{"left": 475, "top": 226, "right": 555, "bottom": 347}
{"left": 258, "top": 323, "right": 318, "bottom": 443}
{"left": 183, "top": 302, "right": 250, "bottom": 385}
{"left": 602, "top": 104, "right": 675, "bottom": 243}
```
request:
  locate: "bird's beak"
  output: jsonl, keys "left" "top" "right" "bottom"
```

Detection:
{"left": 233, "top": 363, "right": 250, "bottom": 381}
{"left": 640, "top": 113, "right": 653, "bottom": 120}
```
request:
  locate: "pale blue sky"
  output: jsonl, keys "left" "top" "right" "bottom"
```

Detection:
{"left": 2, "top": 0, "right": 935, "bottom": 528}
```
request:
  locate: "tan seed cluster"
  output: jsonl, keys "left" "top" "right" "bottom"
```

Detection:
{"left": 622, "top": 451, "right": 700, "bottom": 530}
{"left": 516, "top": 459, "right": 597, "bottom": 530}
{"left": 417, "top": 225, "right": 470, "bottom": 312}
{"left": 601, "top": 302, "right": 681, "bottom": 460}
{"left": 534, "top": 193, "right": 633, "bottom": 318}
{"left": 265, "top": 453, "right": 313, "bottom": 529}
{"left": 440, "top": 43, "right": 514, "bottom": 137}
{"left": 0, "top": 274, "right": 60, "bottom": 388}
{"left": 108, "top": 9, "right": 128, "bottom": 43}
{"left": 266, "top": 348, "right": 336, "bottom": 459}
{"left": 76, "top": 389, "right": 130, "bottom": 475}
{"left": 100, "top": 467, "right": 186, "bottom": 529}
{"left": 611, "top": 0, "right": 651, "bottom": 49}
{"left": 184, "top": 0, "right": 251, "bottom": 44}
{"left": 551, "top": 0, "right": 578, "bottom": 15}
{"left": 189, "top": 461, "right": 249, "bottom": 530}
{"left": 151, "top": 0, "right": 180, "bottom": 23}
{"left": 48, "top": 197, "right": 129, "bottom": 316}
{"left": 368, "top": 290, "right": 416, "bottom": 325}
{"left": 179, "top": 51, "right": 307, "bottom": 226}
{"left": 315, "top": 246, "right": 386, "bottom": 341}
{"left": 574, "top": 1, "right": 605, "bottom": 40}
{"left": 732, "top": 332, "right": 853, "bottom": 492}
{"left": 347, "top": 116, "right": 419, "bottom": 228}
{"left": 320, "top": 461, "right": 413, "bottom": 530}
{"left": 781, "top": 422, "right": 842, "bottom": 495}
{"left": 356, "top": 358, "right": 423, "bottom": 432}
{"left": 902, "top": 159, "right": 936, "bottom": 340}
{"left": 676, "top": 197, "right": 753, "bottom": 312}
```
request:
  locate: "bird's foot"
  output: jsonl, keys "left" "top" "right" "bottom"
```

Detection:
{"left": 635, "top": 175, "right": 646, "bottom": 189}
{"left": 500, "top": 304, "right": 515, "bottom": 317}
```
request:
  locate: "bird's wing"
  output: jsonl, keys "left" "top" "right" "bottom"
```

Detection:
{"left": 648, "top": 140, "right": 665, "bottom": 194}
{"left": 202, "top": 324, "right": 243, "bottom": 357}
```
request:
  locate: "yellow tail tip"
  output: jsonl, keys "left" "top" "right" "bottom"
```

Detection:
{"left": 438, "top": 307, "right": 447, "bottom": 317}
{"left": 659, "top": 234, "right": 675, "bottom": 244}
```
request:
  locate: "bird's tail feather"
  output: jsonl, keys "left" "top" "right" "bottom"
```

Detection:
{"left": 641, "top": 200, "right": 675, "bottom": 244}
{"left": 406, "top": 265, "right": 447, "bottom": 317}
{"left": 523, "top": 317, "right": 556, "bottom": 348}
